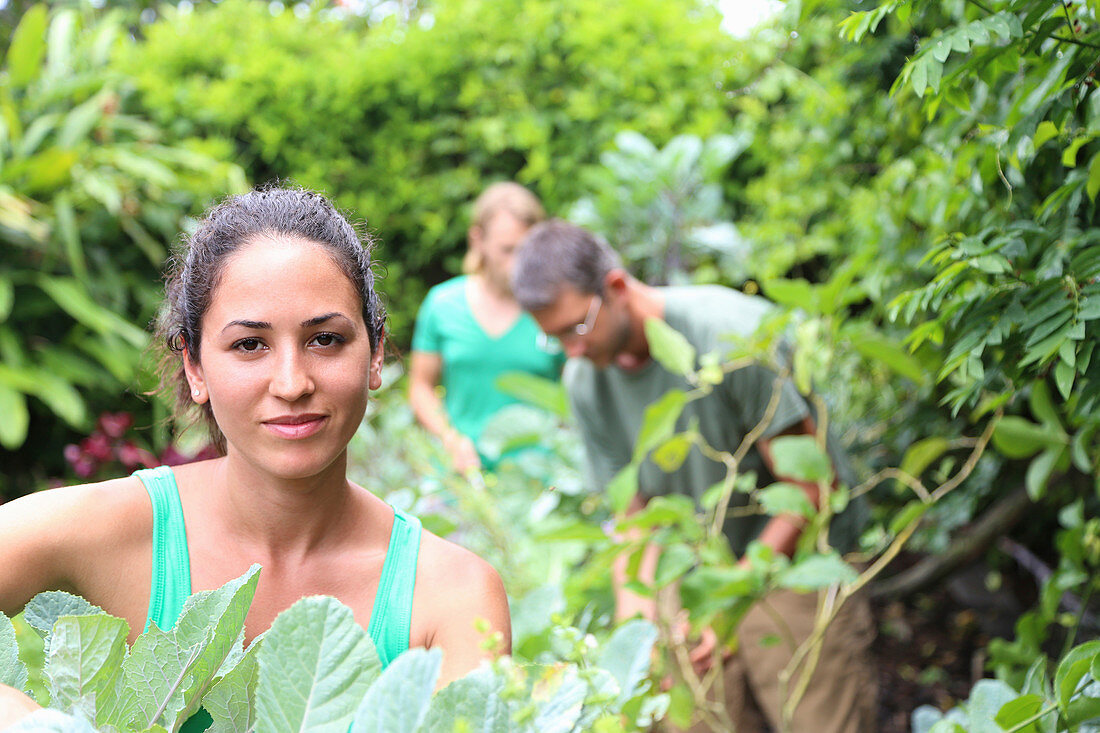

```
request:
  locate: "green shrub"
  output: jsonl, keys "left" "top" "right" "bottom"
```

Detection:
{"left": 118, "top": 0, "right": 740, "bottom": 342}
{"left": 0, "top": 5, "right": 244, "bottom": 496}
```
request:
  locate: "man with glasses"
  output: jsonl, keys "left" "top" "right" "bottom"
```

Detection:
{"left": 512, "top": 219, "right": 876, "bottom": 733}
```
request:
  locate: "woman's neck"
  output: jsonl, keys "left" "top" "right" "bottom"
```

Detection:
{"left": 202, "top": 452, "right": 367, "bottom": 560}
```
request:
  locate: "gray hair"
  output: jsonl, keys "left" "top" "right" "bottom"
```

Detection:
{"left": 512, "top": 219, "right": 622, "bottom": 311}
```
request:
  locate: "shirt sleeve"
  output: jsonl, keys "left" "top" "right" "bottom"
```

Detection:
{"left": 567, "top": 387, "right": 630, "bottom": 493}
{"left": 410, "top": 288, "right": 441, "bottom": 354}
{"left": 724, "top": 362, "right": 810, "bottom": 438}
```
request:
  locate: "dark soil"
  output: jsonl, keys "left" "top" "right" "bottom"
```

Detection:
{"left": 873, "top": 590, "right": 991, "bottom": 733}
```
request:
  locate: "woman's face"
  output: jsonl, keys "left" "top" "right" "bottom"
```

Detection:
{"left": 184, "top": 235, "right": 382, "bottom": 480}
{"left": 471, "top": 211, "right": 530, "bottom": 295}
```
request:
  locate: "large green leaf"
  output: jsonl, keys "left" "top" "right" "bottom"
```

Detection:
{"left": 598, "top": 619, "right": 657, "bottom": 707}
{"left": 125, "top": 565, "right": 260, "bottom": 730}
{"left": 36, "top": 276, "right": 149, "bottom": 349}
{"left": 6, "top": 709, "right": 99, "bottom": 732}
{"left": 23, "top": 592, "right": 103, "bottom": 654}
{"left": 644, "top": 318, "right": 696, "bottom": 378}
{"left": 851, "top": 330, "right": 927, "bottom": 384}
{"left": 0, "top": 611, "right": 29, "bottom": 692}
{"left": 994, "top": 693, "right": 1043, "bottom": 733}
{"left": 768, "top": 435, "right": 832, "bottom": 483}
{"left": 633, "top": 389, "right": 688, "bottom": 461}
{"left": 757, "top": 482, "right": 817, "bottom": 519}
{"left": 257, "top": 595, "right": 381, "bottom": 733}
{"left": 421, "top": 667, "right": 510, "bottom": 733}
{"left": 0, "top": 382, "right": 29, "bottom": 449}
{"left": 494, "top": 372, "right": 570, "bottom": 419}
{"left": 7, "top": 4, "right": 48, "bottom": 88}
{"left": 991, "top": 416, "right": 1066, "bottom": 459}
{"left": 776, "top": 554, "right": 858, "bottom": 590}
{"left": 0, "top": 276, "right": 13, "bottom": 322}
{"left": 350, "top": 648, "right": 441, "bottom": 733}
{"left": 532, "top": 667, "right": 586, "bottom": 733}
{"left": 203, "top": 638, "right": 261, "bottom": 733}
{"left": 1055, "top": 640, "right": 1100, "bottom": 712}
{"left": 607, "top": 463, "right": 640, "bottom": 514}
{"left": 46, "top": 615, "right": 130, "bottom": 728}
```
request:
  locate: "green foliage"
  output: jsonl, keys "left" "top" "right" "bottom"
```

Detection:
{"left": 569, "top": 130, "right": 751, "bottom": 285}
{"left": 913, "top": 639, "right": 1100, "bottom": 732}
{"left": 117, "top": 0, "right": 740, "bottom": 341}
{"left": 5, "top": 568, "right": 660, "bottom": 733}
{"left": 0, "top": 3, "right": 242, "bottom": 494}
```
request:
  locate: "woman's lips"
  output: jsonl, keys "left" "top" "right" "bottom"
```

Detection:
{"left": 262, "top": 414, "right": 327, "bottom": 439}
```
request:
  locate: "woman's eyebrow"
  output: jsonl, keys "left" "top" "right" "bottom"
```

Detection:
{"left": 222, "top": 319, "right": 270, "bottom": 333}
{"left": 301, "top": 312, "right": 353, "bottom": 328}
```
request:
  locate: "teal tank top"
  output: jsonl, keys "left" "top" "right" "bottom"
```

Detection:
{"left": 135, "top": 466, "right": 422, "bottom": 730}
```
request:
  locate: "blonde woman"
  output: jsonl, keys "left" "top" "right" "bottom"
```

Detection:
{"left": 409, "top": 183, "right": 564, "bottom": 472}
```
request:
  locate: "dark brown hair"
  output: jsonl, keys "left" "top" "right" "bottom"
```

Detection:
{"left": 157, "top": 185, "right": 385, "bottom": 451}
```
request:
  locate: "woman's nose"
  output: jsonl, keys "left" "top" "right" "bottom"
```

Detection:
{"left": 269, "top": 349, "right": 314, "bottom": 401}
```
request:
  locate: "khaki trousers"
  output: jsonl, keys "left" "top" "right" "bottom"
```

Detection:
{"left": 663, "top": 588, "right": 877, "bottom": 733}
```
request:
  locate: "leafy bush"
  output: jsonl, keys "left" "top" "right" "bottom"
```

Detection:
{"left": 0, "top": 5, "right": 243, "bottom": 496}
{"left": 1, "top": 566, "right": 660, "bottom": 732}
{"left": 569, "top": 130, "right": 753, "bottom": 286}
{"left": 117, "top": 0, "right": 741, "bottom": 341}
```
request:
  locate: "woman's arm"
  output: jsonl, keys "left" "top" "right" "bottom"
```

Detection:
{"left": 0, "top": 478, "right": 148, "bottom": 619}
{"left": 0, "top": 684, "right": 40, "bottom": 728}
{"left": 408, "top": 351, "right": 480, "bottom": 473}
{"left": 414, "top": 534, "right": 511, "bottom": 687}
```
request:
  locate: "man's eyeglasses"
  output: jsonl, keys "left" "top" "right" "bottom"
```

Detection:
{"left": 573, "top": 294, "right": 602, "bottom": 337}
{"left": 537, "top": 294, "right": 602, "bottom": 353}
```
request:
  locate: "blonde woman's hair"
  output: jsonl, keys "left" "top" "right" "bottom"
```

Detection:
{"left": 463, "top": 182, "right": 546, "bottom": 274}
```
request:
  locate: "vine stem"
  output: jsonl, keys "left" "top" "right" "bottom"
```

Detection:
{"left": 1004, "top": 703, "right": 1058, "bottom": 733}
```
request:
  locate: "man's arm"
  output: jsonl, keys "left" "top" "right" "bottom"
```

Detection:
{"left": 611, "top": 492, "right": 661, "bottom": 623}
{"left": 753, "top": 415, "right": 827, "bottom": 559}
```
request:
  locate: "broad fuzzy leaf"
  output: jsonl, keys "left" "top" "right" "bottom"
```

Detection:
{"left": 125, "top": 565, "right": 260, "bottom": 730}
{"left": 23, "top": 592, "right": 103, "bottom": 654}
{"left": 350, "top": 648, "right": 441, "bottom": 733}
{"left": 0, "top": 611, "right": 29, "bottom": 692}
{"left": 532, "top": 667, "right": 586, "bottom": 733}
{"left": 204, "top": 638, "right": 261, "bottom": 733}
{"left": 46, "top": 615, "right": 130, "bottom": 727}
{"left": 598, "top": 619, "right": 657, "bottom": 707}
{"left": 257, "top": 596, "right": 381, "bottom": 733}
{"left": 422, "top": 666, "right": 510, "bottom": 733}
{"left": 5, "top": 709, "right": 98, "bottom": 733}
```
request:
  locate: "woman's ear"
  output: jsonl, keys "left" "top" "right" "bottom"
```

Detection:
{"left": 467, "top": 225, "right": 484, "bottom": 251}
{"left": 369, "top": 336, "right": 385, "bottom": 391}
{"left": 182, "top": 348, "right": 208, "bottom": 404}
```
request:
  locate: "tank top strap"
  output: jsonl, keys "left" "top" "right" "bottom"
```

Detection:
{"left": 367, "top": 507, "right": 422, "bottom": 668}
{"left": 134, "top": 466, "right": 193, "bottom": 633}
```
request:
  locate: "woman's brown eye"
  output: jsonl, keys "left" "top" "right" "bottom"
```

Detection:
{"left": 316, "top": 334, "right": 333, "bottom": 346}
{"left": 235, "top": 338, "right": 261, "bottom": 351}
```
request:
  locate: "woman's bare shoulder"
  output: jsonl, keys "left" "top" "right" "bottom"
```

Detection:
{"left": 0, "top": 475, "right": 152, "bottom": 614}
{"left": 0, "top": 475, "right": 151, "bottom": 533}
{"left": 416, "top": 528, "right": 504, "bottom": 594}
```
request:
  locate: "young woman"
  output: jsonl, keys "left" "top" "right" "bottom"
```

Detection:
{"left": 408, "top": 182, "right": 564, "bottom": 472}
{"left": 0, "top": 187, "right": 511, "bottom": 726}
